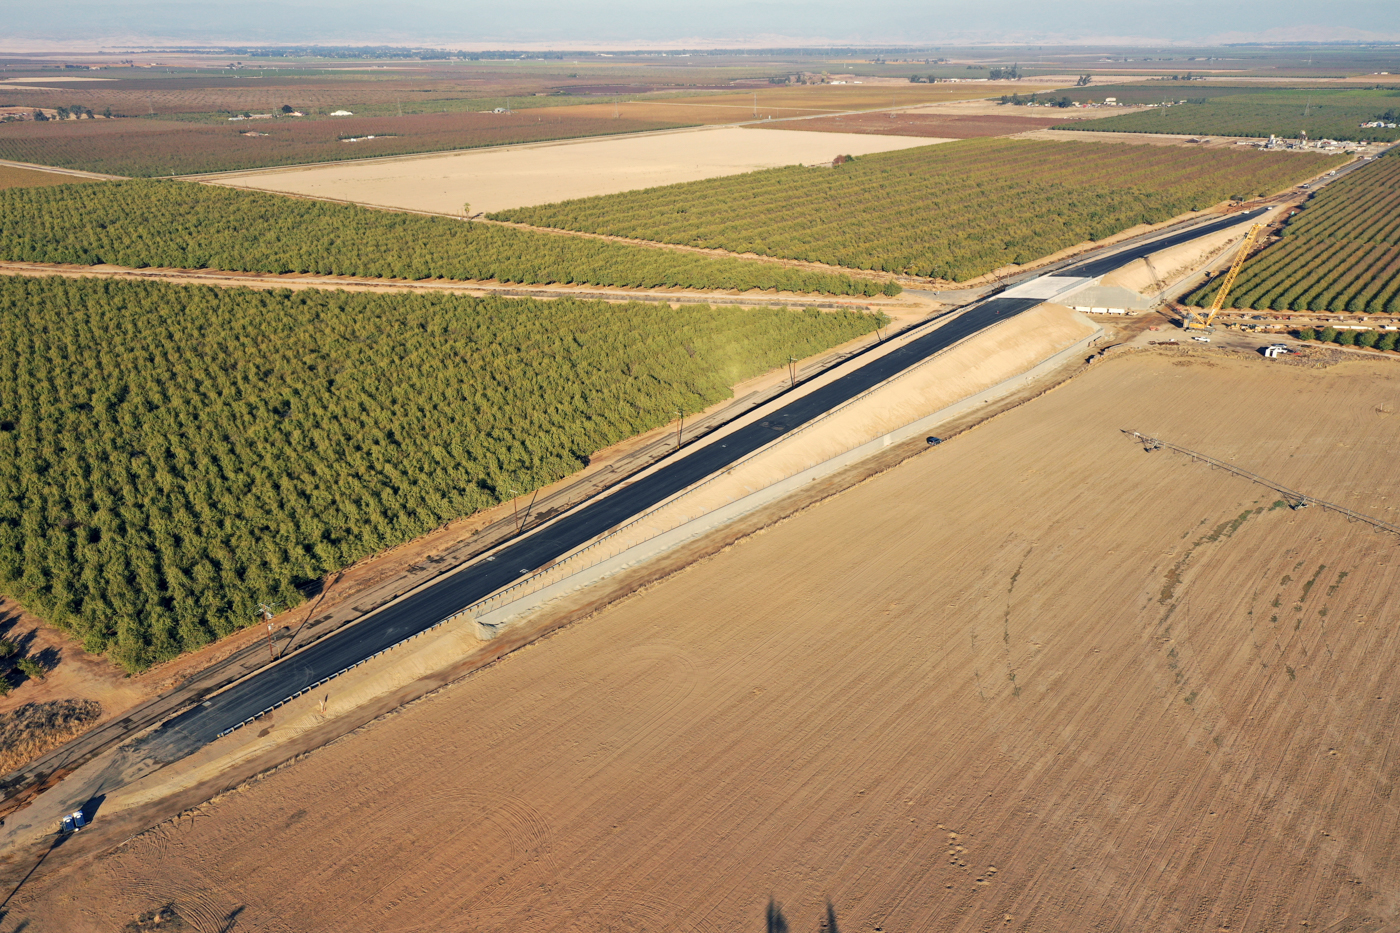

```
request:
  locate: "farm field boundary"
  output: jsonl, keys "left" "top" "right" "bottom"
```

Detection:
{"left": 493, "top": 138, "right": 1345, "bottom": 281}
{"left": 1054, "top": 87, "right": 1400, "bottom": 143}
{"left": 0, "top": 159, "right": 119, "bottom": 184}
{"left": 0, "top": 179, "right": 888, "bottom": 296}
{"left": 199, "top": 124, "right": 937, "bottom": 217}
{"left": 0, "top": 260, "right": 903, "bottom": 314}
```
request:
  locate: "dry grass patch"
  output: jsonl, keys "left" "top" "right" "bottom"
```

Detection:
{"left": 0, "top": 699, "right": 101, "bottom": 774}
{"left": 0, "top": 165, "right": 93, "bottom": 191}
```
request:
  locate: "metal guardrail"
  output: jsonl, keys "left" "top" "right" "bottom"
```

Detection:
{"left": 1122, "top": 429, "right": 1400, "bottom": 538}
{"left": 214, "top": 616, "right": 452, "bottom": 738}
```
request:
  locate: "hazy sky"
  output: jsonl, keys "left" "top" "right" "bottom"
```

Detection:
{"left": 7, "top": 0, "right": 1400, "bottom": 48}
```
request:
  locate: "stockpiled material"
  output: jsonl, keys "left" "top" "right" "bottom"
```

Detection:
{"left": 492, "top": 138, "right": 1343, "bottom": 281}
{"left": 0, "top": 276, "right": 884, "bottom": 670}
{"left": 0, "top": 179, "right": 891, "bottom": 296}
{"left": 1188, "top": 153, "right": 1400, "bottom": 314}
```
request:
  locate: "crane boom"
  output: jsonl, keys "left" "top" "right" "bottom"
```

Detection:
{"left": 1184, "top": 223, "right": 1263, "bottom": 331}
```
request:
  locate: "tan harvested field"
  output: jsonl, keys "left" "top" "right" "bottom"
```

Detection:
{"left": 207, "top": 124, "right": 939, "bottom": 215}
{"left": 15, "top": 347, "right": 1400, "bottom": 932}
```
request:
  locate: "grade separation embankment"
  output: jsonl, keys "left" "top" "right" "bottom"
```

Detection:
{"left": 1101, "top": 203, "right": 1286, "bottom": 299}
{"left": 0, "top": 304, "right": 1098, "bottom": 862}
{"left": 467, "top": 303, "right": 1101, "bottom": 632}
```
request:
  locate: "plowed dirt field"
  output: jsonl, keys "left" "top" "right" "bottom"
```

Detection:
{"left": 15, "top": 348, "right": 1400, "bottom": 933}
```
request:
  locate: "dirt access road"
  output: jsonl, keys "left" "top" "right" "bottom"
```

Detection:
{"left": 0, "top": 260, "right": 909, "bottom": 316}
{"left": 11, "top": 347, "right": 1399, "bottom": 933}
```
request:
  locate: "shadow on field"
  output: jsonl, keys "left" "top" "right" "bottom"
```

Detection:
{"left": 765, "top": 897, "right": 842, "bottom": 932}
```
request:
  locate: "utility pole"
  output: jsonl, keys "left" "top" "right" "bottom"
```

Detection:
{"left": 753, "top": 92, "right": 757, "bottom": 118}
{"left": 518, "top": 487, "right": 541, "bottom": 534}
{"left": 675, "top": 409, "right": 685, "bottom": 449}
{"left": 787, "top": 356, "right": 798, "bottom": 387}
{"left": 256, "top": 603, "right": 277, "bottom": 661}
{"left": 508, "top": 486, "right": 522, "bottom": 534}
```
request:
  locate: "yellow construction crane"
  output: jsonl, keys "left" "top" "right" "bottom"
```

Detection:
{"left": 1183, "top": 223, "right": 1264, "bottom": 331}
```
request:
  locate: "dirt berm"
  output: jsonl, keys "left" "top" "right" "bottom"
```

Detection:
{"left": 1101, "top": 205, "right": 1285, "bottom": 298}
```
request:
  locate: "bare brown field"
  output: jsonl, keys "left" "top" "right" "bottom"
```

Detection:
{"left": 0, "top": 110, "right": 689, "bottom": 177}
{"left": 13, "top": 346, "right": 1400, "bottom": 932}
{"left": 0, "top": 163, "right": 92, "bottom": 190}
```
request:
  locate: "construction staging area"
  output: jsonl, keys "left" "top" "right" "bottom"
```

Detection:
{"left": 10, "top": 342, "right": 1400, "bottom": 932}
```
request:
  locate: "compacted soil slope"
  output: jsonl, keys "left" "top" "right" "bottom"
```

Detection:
{"left": 14, "top": 349, "right": 1400, "bottom": 933}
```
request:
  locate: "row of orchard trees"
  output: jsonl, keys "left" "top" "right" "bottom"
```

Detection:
{"left": 0, "top": 276, "right": 883, "bottom": 671}
{"left": 494, "top": 138, "right": 1343, "bottom": 282}
{"left": 1189, "top": 153, "right": 1400, "bottom": 315}
{"left": 1057, "top": 92, "right": 1400, "bottom": 143}
{"left": 1295, "top": 327, "right": 1400, "bottom": 350}
{"left": 0, "top": 180, "right": 893, "bottom": 296}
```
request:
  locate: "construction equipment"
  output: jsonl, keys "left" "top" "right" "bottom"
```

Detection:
{"left": 1183, "top": 222, "right": 1264, "bottom": 331}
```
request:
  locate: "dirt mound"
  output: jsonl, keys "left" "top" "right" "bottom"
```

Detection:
{"left": 1102, "top": 212, "right": 1278, "bottom": 296}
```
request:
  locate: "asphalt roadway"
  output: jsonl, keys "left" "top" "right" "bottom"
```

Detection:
{"left": 139, "top": 208, "right": 1261, "bottom": 762}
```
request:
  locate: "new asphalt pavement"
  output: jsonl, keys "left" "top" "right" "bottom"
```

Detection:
{"left": 139, "top": 208, "right": 1261, "bottom": 761}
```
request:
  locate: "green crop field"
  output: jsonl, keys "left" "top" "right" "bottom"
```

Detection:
{"left": 0, "top": 180, "right": 892, "bottom": 295}
{"left": 1056, "top": 87, "right": 1400, "bottom": 143}
{"left": 1187, "top": 153, "right": 1400, "bottom": 315}
{"left": 492, "top": 139, "right": 1345, "bottom": 282}
{"left": 0, "top": 276, "right": 883, "bottom": 670}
